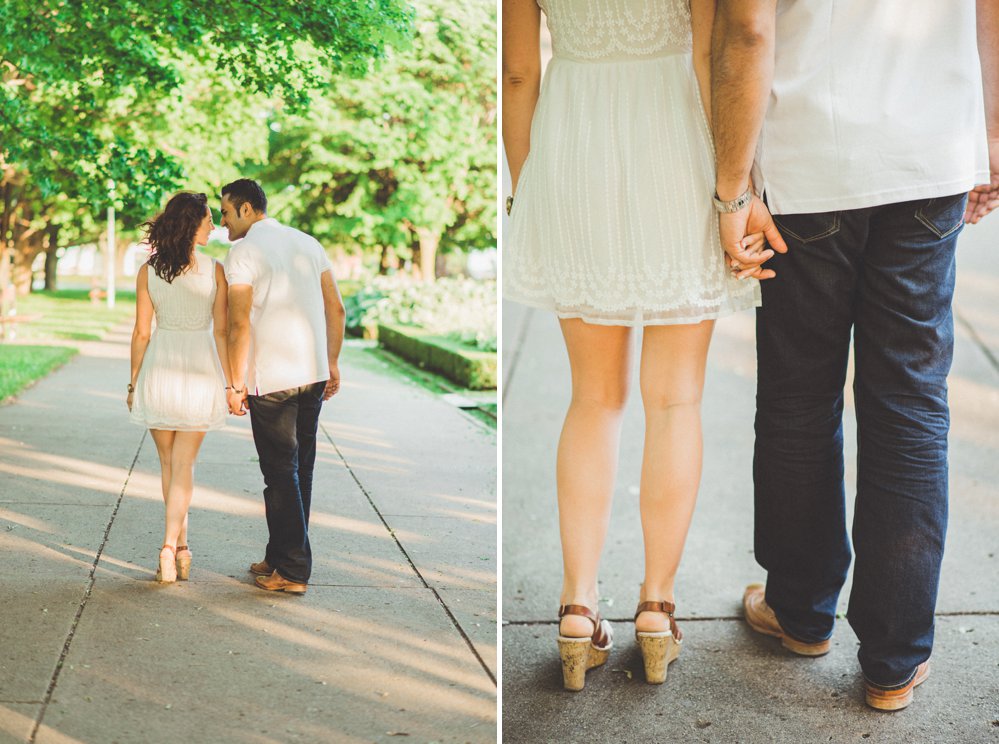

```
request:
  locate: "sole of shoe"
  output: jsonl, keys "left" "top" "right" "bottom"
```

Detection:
{"left": 865, "top": 663, "right": 930, "bottom": 711}
{"left": 743, "top": 585, "right": 831, "bottom": 657}
{"left": 254, "top": 578, "right": 307, "bottom": 594}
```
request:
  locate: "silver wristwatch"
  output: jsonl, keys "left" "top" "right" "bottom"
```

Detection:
{"left": 712, "top": 186, "right": 753, "bottom": 213}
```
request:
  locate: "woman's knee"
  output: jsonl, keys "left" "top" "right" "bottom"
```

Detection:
{"left": 571, "top": 379, "right": 629, "bottom": 412}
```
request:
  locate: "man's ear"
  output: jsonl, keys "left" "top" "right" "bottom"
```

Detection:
{"left": 239, "top": 203, "right": 252, "bottom": 220}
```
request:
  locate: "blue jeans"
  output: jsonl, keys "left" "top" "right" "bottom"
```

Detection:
{"left": 754, "top": 193, "right": 964, "bottom": 686}
{"left": 247, "top": 381, "right": 326, "bottom": 584}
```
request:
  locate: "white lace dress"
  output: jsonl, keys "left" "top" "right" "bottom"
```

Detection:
{"left": 130, "top": 251, "right": 227, "bottom": 431}
{"left": 504, "top": 0, "right": 761, "bottom": 326}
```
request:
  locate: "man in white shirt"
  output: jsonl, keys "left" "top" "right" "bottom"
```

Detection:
{"left": 711, "top": 0, "right": 999, "bottom": 710}
{"left": 222, "top": 179, "right": 346, "bottom": 595}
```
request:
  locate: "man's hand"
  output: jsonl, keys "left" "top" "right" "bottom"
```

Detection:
{"left": 227, "top": 388, "right": 248, "bottom": 416}
{"left": 965, "top": 138, "right": 999, "bottom": 224}
{"left": 323, "top": 365, "right": 341, "bottom": 401}
{"left": 718, "top": 195, "right": 788, "bottom": 280}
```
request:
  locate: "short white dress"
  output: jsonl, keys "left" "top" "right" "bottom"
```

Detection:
{"left": 130, "top": 251, "right": 227, "bottom": 431}
{"left": 504, "top": 0, "right": 761, "bottom": 326}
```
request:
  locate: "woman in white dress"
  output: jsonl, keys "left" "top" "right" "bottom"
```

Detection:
{"left": 127, "top": 192, "right": 231, "bottom": 584}
{"left": 503, "top": 0, "right": 777, "bottom": 689}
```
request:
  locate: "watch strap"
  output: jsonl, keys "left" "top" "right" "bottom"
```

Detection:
{"left": 713, "top": 186, "right": 753, "bottom": 213}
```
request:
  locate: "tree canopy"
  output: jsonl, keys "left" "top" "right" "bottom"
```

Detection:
{"left": 0, "top": 0, "right": 412, "bottom": 293}
{"left": 259, "top": 0, "right": 497, "bottom": 279}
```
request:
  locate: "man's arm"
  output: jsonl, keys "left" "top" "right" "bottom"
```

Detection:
{"left": 712, "top": 0, "right": 787, "bottom": 279}
{"left": 320, "top": 270, "right": 346, "bottom": 401}
{"left": 226, "top": 284, "right": 253, "bottom": 415}
{"left": 967, "top": 0, "right": 999, "bottom": 224}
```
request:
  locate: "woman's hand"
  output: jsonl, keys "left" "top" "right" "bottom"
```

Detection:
{"left": 126, "top": 391, "right": 134, "bottom": 412}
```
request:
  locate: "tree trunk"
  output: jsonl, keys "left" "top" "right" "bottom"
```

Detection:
{"left": 44, "top": 224, "right": 61, "bottom": 291}
{"left": 414, "top": 227, "right": 439, "bottom": 284}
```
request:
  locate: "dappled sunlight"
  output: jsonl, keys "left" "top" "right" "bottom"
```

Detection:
{"left": 327, "top": 443, "right": 413, "bottom": 470}
{"left": 0, "top": 506, "right": 58, "bottom": 534}
{"left": 434, "top": 492, "right": 497, "bottom": 514}
{"left": 34, "top": 579, "right": 495, "bottom": 739}
{"left": 0, "top": 706, "right": 40, "bottom": 743}
{"left": 321, "top": 553, "right": 424, "bottom": 586}
{"left": 0, "top": 448, "right": 128, "bottom": 498}
{"left": 0, "top": 531, "right": 95, "bottom": 571}
{"left": 421, "top": 563, "right": 496, "bottom": 589}
{"left": 322, "top": 422, "right": 397, "bottom": 451}
{"left": 203, "top": 603, "right": 496, "bottom": 701}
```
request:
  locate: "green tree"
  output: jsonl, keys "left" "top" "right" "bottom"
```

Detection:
{"left": 259, "top": 0, "right": 497, "bottom": 282}
{"left": 0, "top": 0, "right": 413, "bottom": 293}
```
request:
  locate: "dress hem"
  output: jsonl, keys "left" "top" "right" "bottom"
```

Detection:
{"left": 503, "top": 292, "right": 761, "bottom": 328}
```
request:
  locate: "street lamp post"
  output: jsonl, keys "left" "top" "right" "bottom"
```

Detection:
{"left": 107, "top": 179, "right": 116, "bottom": 309}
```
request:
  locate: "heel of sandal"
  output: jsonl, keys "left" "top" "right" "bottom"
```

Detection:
{"left": 636, "top": 632, "right": 680, "bottom": 684}
{"left": 175, "top": 546, "right": 191, "bottom": 581}
{"left": 557, "top": 636, "right": 592, "bottom": 691}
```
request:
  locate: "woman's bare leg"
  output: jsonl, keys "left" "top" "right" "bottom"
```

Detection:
{"left": 556, "top": 319, "right": 632, "bottom": 637}
{"left": 635, "top": 321, "right": 715, "bottom": 632}
{"left": 155, "top": 431, "right": 206, "bottom": 548}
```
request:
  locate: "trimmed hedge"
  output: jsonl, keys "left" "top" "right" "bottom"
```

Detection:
{"left": 377, "top": 323, "right": 497, "bottom": 390}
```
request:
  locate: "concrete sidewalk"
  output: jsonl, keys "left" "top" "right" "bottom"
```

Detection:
{"left": 0, "top": 329, "right": 496, "bottom": 743}
{"left": 501, "top": 220, "right": 999, "bottom": 742}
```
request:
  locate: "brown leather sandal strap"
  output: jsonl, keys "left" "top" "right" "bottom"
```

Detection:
{"left": 558, "top": 604, "right": 598, "bottom": 624}
{"left": 591, "top": 617, "right": 611, "bottom": 648}
{"left": 635, "top": 600, "right": 682, "bottom": 640}
{"left": 559, "top": 604, "right": 610, "bottom": 645}
{"left": 634, "top": 600, "right": 675, "bottom": 620}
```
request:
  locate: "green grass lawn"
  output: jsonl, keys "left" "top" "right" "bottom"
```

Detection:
{"left": 0, "top": 288, "right": 135, "bottom": 402}
{"left": 0, "top": 345, "right": 78, "bottom": 402}
{"left": 12, "top": 288, "right": 136, "bottom": 342}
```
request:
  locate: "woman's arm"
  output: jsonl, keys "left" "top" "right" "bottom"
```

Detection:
{"left": 211, "top": 260, "right": 232, "bottom": 389}
{"left": 691, "top": 0, "right": 716, "bottom": 130}
{"left": 503, "top": 0, "right": 542, "bottom": 193}
{"left": 128, "top": 264, "right": 153, "bottom": 410}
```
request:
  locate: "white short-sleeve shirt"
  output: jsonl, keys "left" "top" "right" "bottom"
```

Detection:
{"left": 753, "top": 0, "right": 989, "bottom": 215}
{"left": 224, "top": 218, "right": 333, "bottom": 396}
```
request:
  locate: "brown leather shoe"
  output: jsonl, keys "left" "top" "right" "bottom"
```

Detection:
{"left": 865, "top": 661, "right": 930, "bottom": 711}
{"left": 743, "top": 583, "right": 831, "bottom": 657}
{"left": 255, "top": 570, "right": 307, "bottom": 594}
{"left": 249, "top": 559, "right": 272, "bottom": 576}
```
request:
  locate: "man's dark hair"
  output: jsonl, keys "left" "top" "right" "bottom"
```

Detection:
{"left": 221, "top": 178, "right": 267, "bottom": 215}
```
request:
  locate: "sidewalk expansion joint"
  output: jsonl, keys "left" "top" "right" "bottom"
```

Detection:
{"left": 501, "top": 306, "right": 534, "bottom": 404}
{"left": 321, "top": 423, "right": 496, "bottom": 687}
{"left": 504, "top": 615, "right": 741, "bottom": 626}
{"left": 29, "top": 430, "right": 146, "bottom": 744}
{"left": 505, "top": 610, "right": 999, "bottom": 626}
{"left": 956, "top": 308, "right": 999, "bottom": 377}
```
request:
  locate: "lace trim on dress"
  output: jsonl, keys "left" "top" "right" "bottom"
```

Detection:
{"left": 539, "top": 0, "right": 692, "bottom": 60}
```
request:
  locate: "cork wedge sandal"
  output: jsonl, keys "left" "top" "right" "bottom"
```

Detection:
{"left": 155, "top": 545, "right": 177, "bottom": 584}
{"left": 556, "top": 604, "right": 613, "bottom": 691}
{"left": 634, "top": 600, "right": 683, "bottom": 684}
{"left": 176, "top": 545, "right": 192, "bottom": 581}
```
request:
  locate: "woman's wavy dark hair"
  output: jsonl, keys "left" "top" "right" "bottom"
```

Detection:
{"left": 143, "top": 192, "right": 209, "bottom": 283}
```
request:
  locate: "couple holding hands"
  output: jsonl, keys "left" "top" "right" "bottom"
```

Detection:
{"left": 127, "top": 178, "right": 346, "bottom": 595}
{"left": 503, "top": 0, "right": 998, "bottom": 710}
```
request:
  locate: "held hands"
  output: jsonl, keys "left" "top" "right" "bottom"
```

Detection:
{"left": 227, "top": 387, "right": 248, "bottom": 416}
{"left": 323, "top": 365, "right": 341, "bottom": 401}
{"left": 718, "top": 195, "right": 788, "bottom": 280}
